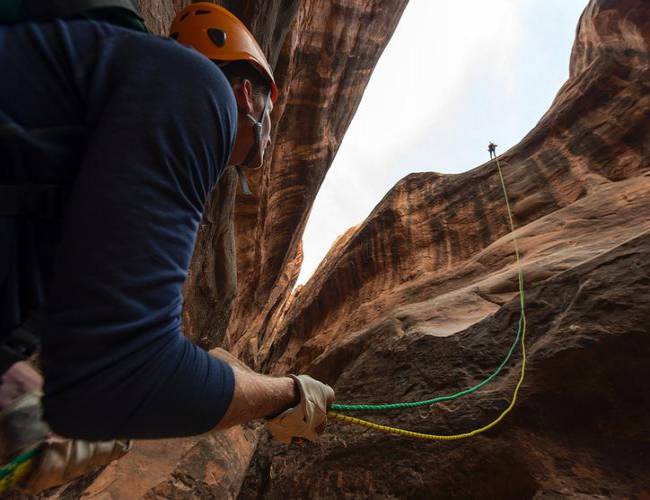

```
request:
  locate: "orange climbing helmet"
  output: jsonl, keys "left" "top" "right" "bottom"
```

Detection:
{"left": 170, "top": 2, "right": 278, "bottom": 103}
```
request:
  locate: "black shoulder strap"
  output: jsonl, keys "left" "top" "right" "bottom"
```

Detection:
{"left": 0, "top": 309, "right": 44, "bottom": 373}
{"left": 23, "top": 0, "right": 142, "bottom": 22}
{"left": 0, "top": 184, "right": 66, "bottom": 220}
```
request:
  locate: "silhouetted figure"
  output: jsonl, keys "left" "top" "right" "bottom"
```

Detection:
{"left": 488, "top": 142, "right": 498, "bottom": 159}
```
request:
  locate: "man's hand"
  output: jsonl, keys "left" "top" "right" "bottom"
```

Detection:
{"left": 20, "top": 438, "right": 131, "bottom": 494}
{"left": 207, "top": 350, "right": 335, "bottom": 442}
{"left": 265, "top": 375, "right": 335, "bottom": 444}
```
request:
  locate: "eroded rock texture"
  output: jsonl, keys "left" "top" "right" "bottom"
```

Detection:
{"left": 183, "top": 0, "right": 410, "bottom": 373}
{"left": 240, "top": 0, "right": 650, "bottom": 498}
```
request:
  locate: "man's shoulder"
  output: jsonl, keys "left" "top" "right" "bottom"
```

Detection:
{"left": 0, "top": 1, "right": 148, "bottom": 33}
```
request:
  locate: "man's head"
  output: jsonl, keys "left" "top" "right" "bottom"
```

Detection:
{"left": 170, "top": 3, "right": 278, "bottom": 170}
{"left": 220, "top": 61, "right": 274, "bottom": 169}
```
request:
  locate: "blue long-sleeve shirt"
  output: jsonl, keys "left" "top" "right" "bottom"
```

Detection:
{"left": 0, "top": 19, "right": 237, "bottom": 439}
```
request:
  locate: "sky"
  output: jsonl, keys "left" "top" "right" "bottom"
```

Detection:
{"left": 296, "top": 0, "right": 590, "bottom": 285}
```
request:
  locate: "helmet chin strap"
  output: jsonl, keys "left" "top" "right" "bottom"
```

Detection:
{"left": 235, "top": 92, "right": 271, "bottom": 195}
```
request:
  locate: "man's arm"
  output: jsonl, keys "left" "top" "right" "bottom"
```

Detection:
{"left": 207, "top": 349, "right": 335, "bottom": 440}
{"left": 213, "top": 369, "right": 297, "bottom": 430}
{"left": 208, "top": 348, "right": 297, "bottom": 430}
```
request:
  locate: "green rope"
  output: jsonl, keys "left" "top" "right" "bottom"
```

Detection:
{"left": 331, "top": 316, "right": 523, "bottom": 411}
{"left": 331, "top": 155, "right": 525, "bottom": 413}
{"left": 0, "top": 447, "right": 39, "bottom": 480}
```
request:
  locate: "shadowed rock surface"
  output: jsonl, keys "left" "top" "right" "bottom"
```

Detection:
{"left": 239, "top": 0, "right": 650, "bottom": 498}
{"left": 16, "top": 0, "right": 649, "bottom": 498}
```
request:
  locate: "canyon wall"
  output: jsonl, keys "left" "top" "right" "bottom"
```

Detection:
{"left": 242, "top": 0, "right": 650, "bottom": 497}
{"left": 26, "top": 0, "right": 649, "bottom": 498}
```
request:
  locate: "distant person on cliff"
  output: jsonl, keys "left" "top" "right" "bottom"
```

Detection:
{"left": 0, "top": 1, "right": 333, "bottom": 492}
{"left": 488, "top": 142, "right": 498, "bottom": 159}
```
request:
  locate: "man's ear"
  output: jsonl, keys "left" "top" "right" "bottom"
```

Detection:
{"left": 233, "top": 79, "right": 254, "bottom": 114}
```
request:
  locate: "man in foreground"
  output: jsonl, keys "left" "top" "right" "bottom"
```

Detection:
{"left": 0, "top": 1, "right": 334, "bottom": 492}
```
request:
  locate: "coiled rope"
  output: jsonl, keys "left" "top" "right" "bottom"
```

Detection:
{"left": 327, "top": 153, "right": 528, "bottom": 440}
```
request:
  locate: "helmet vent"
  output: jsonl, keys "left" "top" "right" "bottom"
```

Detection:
{"left": 208, "top": 28, "right": 227, "bottom": 47}
{"left": 180, "top": 12, "right": 190, "bottom": 21}
{"left": 195, "top": 10, "right": 212, "bottom": 15}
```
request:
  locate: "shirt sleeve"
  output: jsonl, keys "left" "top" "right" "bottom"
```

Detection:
{"left": 41, "top": 28, "right": 238, "bottom": 440}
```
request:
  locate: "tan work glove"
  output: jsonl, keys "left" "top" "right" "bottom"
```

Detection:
{"left": 0, "top": 362, "right": 131, "bottom": 494}
{"left": 265, "top": 374, "right": 335, "bottom": 444}
{"left": 19, "top": 437, "right": 131, "bottom": 494}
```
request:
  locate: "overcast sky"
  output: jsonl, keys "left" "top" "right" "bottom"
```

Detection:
{"left": 297, "top": 0, "right": 589, "bottom": 285}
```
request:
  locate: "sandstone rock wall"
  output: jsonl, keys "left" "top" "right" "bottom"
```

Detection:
{"left": 241, "top": 0, "right": 650, "bottom": 497}
{"left": 262, "top": 0, "right": 650, "bottom": 377}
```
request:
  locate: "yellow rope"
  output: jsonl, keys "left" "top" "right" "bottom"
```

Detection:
{"left": 328, "top": 155, "right": 527, "bottom": 440}
{"left": 0, "top": 456, "right": 35, "bottom": 494}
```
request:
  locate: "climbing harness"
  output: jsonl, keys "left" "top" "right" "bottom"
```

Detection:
{"left": 327, "top": 150, "right": 528, "bottom": 440}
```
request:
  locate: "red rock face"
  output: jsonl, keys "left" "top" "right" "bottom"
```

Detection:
{"left": 261, "top": 0, "right": 650, "bottom": 377}
{"left": 240, "top": 0, "right": 650, "bottom": 498}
